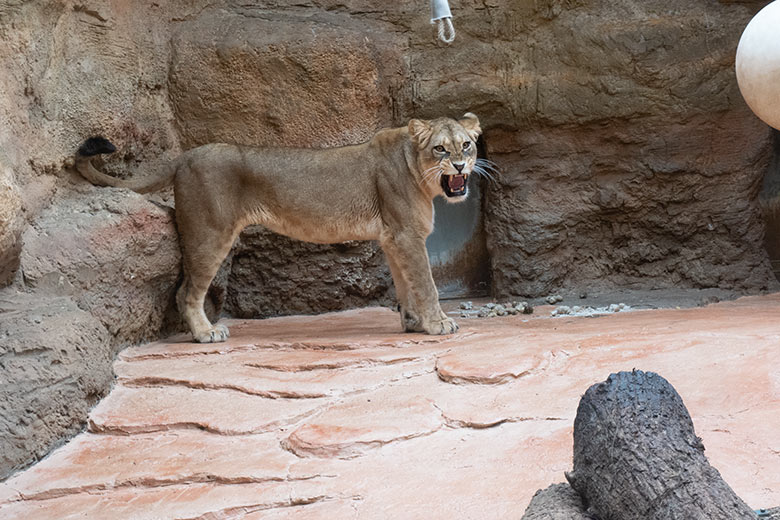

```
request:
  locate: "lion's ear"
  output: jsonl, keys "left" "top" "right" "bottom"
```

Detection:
{"left": 458, "top": 113, "right": 482, "bottom": 141}
{"left": 408, "top": 119, "right": 433, "bottom": 148}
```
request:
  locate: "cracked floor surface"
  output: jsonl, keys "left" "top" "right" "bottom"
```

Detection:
{"left": 1, "top": 294, "right": 779, "bottom": 519}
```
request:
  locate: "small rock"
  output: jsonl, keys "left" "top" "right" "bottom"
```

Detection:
{"left": 546, "top": 295, "right": 563, "bottom": 305}
{"left": 459, "top": 301, "right": 473, "bottom": 310}
{"left": 552, "top": 306, "right": 571, "bottom": 317}
{"left": 477, "top": 308, "right": 489, "bottom": 318}
{"left": 698, "top": 295, "right": 720, "bottom": 307}
{"left": 488, "top": 311, "right": 497, "bottom": 318}
{"left": 579, "top": 292, "right": 588, "bottom": 299}
{"left": 485, "top": 302, "right": 496, "bottom": 309}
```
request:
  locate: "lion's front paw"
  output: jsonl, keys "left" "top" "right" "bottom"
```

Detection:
{"left": 193, "top": 323, "right": 230, "bottom": 343}
{"left": 422, "top": 316, "right": 459, "bottom": 335}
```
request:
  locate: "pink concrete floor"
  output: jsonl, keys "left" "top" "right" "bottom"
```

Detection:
{"left": 1, "top": 294, "right": 779, "bottom": 519}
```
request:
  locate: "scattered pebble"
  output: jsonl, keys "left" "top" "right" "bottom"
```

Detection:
{"left": 545, "top": 294, "right": 564, "bottom": 305}
{"left": 551, "top": 305, "right": 571, "bottom": 317}
{"left": 461, "top": 300, "right": 534, "bottom": 319}
{"left": 551, "top": 303, "right": 631, "bottom": 317}
{"left": 698, "top": 295, "right": 720, "bottom": 307}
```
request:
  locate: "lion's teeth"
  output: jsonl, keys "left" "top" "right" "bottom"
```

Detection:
{"left": 448, "top": 174, "right": 465, "bottom": 190}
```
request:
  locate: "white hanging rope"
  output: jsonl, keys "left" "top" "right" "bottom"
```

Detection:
{"left": 431, "top": 0, "right": 455, "bottom": 44}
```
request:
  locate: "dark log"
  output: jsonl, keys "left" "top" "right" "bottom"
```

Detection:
{"left": 565, "top": 370, "right": 756, "bottom": 520}
{"left": 520, "top": 483, "right": 592, "bottom": 519}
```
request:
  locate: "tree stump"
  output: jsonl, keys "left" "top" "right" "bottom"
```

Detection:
{"left": 762, "top": 508, "right": 780, "bottom": 519}
{"left": 520, "top": 483, "right": 592, "bottom": 520}
{"left": 564, "top": 370, "right": 756, "bottom": 520}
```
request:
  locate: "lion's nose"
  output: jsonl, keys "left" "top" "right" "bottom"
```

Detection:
{"left": 453, "top": 162, "right": 465, "bottom": 173}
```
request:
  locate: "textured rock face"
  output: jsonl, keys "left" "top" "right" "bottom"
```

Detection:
{"left": 0, "top": 2, "right": 179, "bottom": 184}
{"left": 0, "top": 294, "right": 112, "bottom": 480}
{"left": 19, "top": 187, "right": 180, "bottom": 344}
{"left": 486, "top": 110, "right": 774, "bottom": 297}
{"left": 168, "top": 8, "right": 405, "bottom": 150}
{"left": 0, "top": 160, "right": 23, "bottom": 286}
{"left": 225, "top": 227, "right": 393, "bottom": 318}
{"left": 475, "top": 1, "right": 776, "bottom": 297}
{"left": 2, "top": 0, "right": 777, "bottom": 314}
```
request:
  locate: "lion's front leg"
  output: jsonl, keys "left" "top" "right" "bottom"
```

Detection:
{"left": 381, "top": 233, "right": 458, "bottom": 335}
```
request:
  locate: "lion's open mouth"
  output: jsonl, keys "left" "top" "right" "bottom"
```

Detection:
{"left": 441, "top": 174, "right": 468, "bottom": 197}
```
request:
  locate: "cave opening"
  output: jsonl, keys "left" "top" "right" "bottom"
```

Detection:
{"left": 426, "top": 134, "right": 492, "bottom": 299}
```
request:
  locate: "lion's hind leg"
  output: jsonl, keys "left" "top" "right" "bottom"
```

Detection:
{"left": 385, "top": 251, "right": 422, "bottom": 332}
{"left": 178, "top": 231, "right": 237, "bottom": 343}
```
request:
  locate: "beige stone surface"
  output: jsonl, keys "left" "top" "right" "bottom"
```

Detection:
{"left": 2, "top": 296, "right": 779, "bottom": 518}
{"left": 88, "top": 386, "right": 329, "bottom": 436}
{"left": 0, "top": 480, "right": 338, "bottom": 520}
{"left": 1, "top": 431, "right": 306, "bottom": 501}
{"left": 284, "top": 387, "right": 443, "bottom": 458}
{"left": 116, "top": 353, "right": 433, "bottom": 399}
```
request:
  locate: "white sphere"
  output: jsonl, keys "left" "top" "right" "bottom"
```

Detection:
{"left": 736, "top": 1, "right": 780, "bottom": 130}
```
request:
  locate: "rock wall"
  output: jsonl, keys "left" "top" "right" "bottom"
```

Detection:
{"left": 0, "top": 0, "right": 778, "bottom": 477}
{"left": 480, "top": 1, "right": 777, "bottom": 297}
{"left": 225, "top": 227, "right": 393, "bottom": 318}
{"left": 0, "top": 0, "right": 183, "bottom": 478}
{"left": 2, "top": 0, "right": 776, "bottom": 313}
{"left": 0, "top": 294, "right": 112, "bottom": 478}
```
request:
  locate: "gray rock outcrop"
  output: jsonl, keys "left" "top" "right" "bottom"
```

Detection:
{"left": 0, "top": 294, "right": 113, "bottom": 477}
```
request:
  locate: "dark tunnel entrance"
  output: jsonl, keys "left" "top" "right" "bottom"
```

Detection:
{"left": 426, "top": 136, "right": 491, "bottom": 299}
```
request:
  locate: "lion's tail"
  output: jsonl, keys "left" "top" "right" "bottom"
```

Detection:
{"left": 75, "top": 136, "right": 175, "bottom": 194}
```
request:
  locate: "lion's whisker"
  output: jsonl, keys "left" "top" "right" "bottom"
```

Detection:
{"left": 476, "top": 158, "right": 501, "bottom": 168}
{"left": 472, "top": 165, "right": 498, "bottom": 185}
{"left": 475, "top": 159, "right": 501, "bottom": 176}
{"left": 419, "top": 164, "right": 443, "bottom": 185}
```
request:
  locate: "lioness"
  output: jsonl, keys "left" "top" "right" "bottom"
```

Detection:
{"left": 76, "top": 113, "right": 483, "bottom": 343}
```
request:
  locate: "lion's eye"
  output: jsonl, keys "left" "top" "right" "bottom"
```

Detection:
{"left": 462, "top": 141, "right": 471, "bottom": 150}
{"left": 433, "top": 145, "right": 446, "bottom": 153}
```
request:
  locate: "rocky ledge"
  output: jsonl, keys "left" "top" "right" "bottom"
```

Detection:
{"left": 1, "top": 295, "right": 779, "bottom": 519}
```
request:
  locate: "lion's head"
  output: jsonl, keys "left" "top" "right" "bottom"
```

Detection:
{"left": 408, "top": 113, "right": 483, "bottom": 202}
